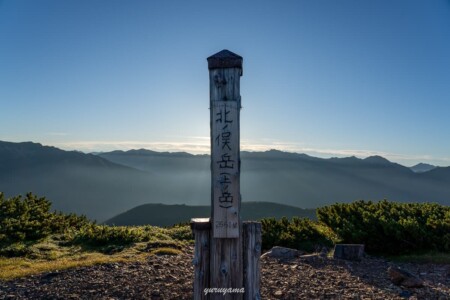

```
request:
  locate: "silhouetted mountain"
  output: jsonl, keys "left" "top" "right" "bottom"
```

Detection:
{"left": 104, "top": 202, "right": 317, "bottom": 226}
{"left": 410, "top": 163, "right": 436, "bottom": 173}
{"left": 420, "top": 166, "right": 450, "bottom": 181}
{"left": 0, "top": 141, "right": 202, "bottom": 221}
{"left": 364, "top": 155, "right": 392, "bottom": 165}
{"left": 98, "top": 149, "right": 207, "bottom": 172}
{"left": 2, "top": 141, "right": 450, "bottom": 223}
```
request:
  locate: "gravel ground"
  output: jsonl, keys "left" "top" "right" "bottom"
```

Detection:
{"left": 1, "top": 248, "right": 449, "bottom": 299}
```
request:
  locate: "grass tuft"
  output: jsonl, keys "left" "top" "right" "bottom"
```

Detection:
{"left": 149, "top": 247, "right": 182, "bottom": 256}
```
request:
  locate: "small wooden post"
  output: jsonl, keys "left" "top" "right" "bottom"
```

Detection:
{"left": 192, "top": 218, "right": 211, "bottom": 299}
{"left": 243, "top": 222, "right": 262, "bottom": 300}
{"left": 192, "top": 50, "right": 261, "bottom": 300}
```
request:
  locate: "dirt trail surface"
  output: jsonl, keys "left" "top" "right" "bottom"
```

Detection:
{"left": 1, "top": 248, "right": 449, "bottom": 299}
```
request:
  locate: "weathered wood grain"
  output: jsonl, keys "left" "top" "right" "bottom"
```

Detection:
{"left": 210, "top": 235, "right": 243, "bottom": 299}
{"left": 243, "top": 222, "right": 262, "bottom": 300}
{"left": 191, "top": 219, "right": 211, "bottom": 299}
{"left": 210, "top": 67, "right": 242, "bottom": 238}
{"left": 333, "top": 244, "right": 365, "bottom": 261}
{"left": 208, "top": 51, "right": 243, "bottom": 299}
{"left": 191, "top": 50, "right": 260, "bottom": 300}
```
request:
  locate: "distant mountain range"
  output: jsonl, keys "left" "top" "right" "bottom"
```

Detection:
{"left": 410, "top": 163, "right": 436, "bottom": 173}
{"left": 105, "top": 202, "right": 317, "bottom": 226}
{"left": 0, "top": 141, "right": 161, "bottom": 221}
{"left": 1, "top": 140, "right": 449, "bottom": 222}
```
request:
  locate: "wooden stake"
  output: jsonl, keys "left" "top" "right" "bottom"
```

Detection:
{"left": 192, "top": 218, "right": 211, "bottom": 299}
{"left": 208, "top": 50, "right": 243, "bottom": 299}
{"left": 243, "top": 222, "right": 262, "bottom": 300}
{"left": 191, "top": 50, "right": 260, "bottom": 300}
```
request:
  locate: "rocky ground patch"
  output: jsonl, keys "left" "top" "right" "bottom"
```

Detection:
{"left": 1, "top": 247, "right": 449, "bottom": 299}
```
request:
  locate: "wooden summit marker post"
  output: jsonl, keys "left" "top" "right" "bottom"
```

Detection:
{"left": 209, "top": 50, "right": 241, "bottom": 239}
{"left": 191, "top": 50, "right": 261, "bottom": 300}
{"left": 209, "top": 49, "right": 242, "bottom": 297}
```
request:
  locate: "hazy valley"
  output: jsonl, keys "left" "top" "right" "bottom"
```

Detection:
{"left": 1, "top": 140, "right": 449, "bottom": 223}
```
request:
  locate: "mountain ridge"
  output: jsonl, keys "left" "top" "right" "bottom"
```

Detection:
{"left": 1, "top": 140, "right": 450, "bottom": 222}
{"left": 105, "top": 202, "right": 317, "bottom": 227}
{"left": 410, "top": 163, "right": 436, "bottom": 173}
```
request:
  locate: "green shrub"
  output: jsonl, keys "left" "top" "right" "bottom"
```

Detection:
{"left": 317, "top": 200, "right": 450, "bottom": 254}
{"left": 50, "top": 212, "right": 91, "bottom": 233}
{"left": 0, "top": 193, "right": 195, "bottom": 257}
{"left": 0, "top": 193, "right": 90, "bottom": 247}
{"left": 261, "top": 217, "right": 334, "bottom": 252}
{"left": 0, "top": 193, "right": 53, "bottom": 244}
{"left": 0, "top": 242, "right": 31, "bottom": 257}
{"left": 72, "top": 225, "right": 148, "bottom": 246}
{"left": 71, "top": 224, "right": 192, "bottom": 249}
{"left": 166, "top": 225, "right": 193, "bottom": 241}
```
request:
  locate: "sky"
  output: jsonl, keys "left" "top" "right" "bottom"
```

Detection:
{"left": 1, "top": 0, "right": 450, "bottom": 167}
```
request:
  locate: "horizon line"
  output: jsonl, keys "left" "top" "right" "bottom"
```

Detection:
{"left": 2, "top": 139, "right": 449, "bottom": 168}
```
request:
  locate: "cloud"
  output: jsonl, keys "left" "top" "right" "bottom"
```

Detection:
{"left": 54, "top": 140, "right": 210, "bottom": 154}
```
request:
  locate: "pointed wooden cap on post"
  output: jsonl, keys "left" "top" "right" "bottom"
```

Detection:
{"left": 207, "top": 49, "right": 243, "bottom": 72}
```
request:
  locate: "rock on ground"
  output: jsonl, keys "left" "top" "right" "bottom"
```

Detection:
{"left": 388, "top": 266, "right": 424, "bottom": 288}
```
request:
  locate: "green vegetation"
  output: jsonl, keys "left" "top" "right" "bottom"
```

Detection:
{"left": 1, "top": 192, "right": 449, "bottom": 281}
{"left": 0, "top": 192, "right": 90, "bottom": 258}
{"left": 0, "top": 193, "right": 192, "bottom": 255}
{"left": 149, "top": 247, "right": 182, "bottom": 256}
{"left": 317, "top": 200, "right": 450, "bottom": 254}
{"left": 388, "top": 252, "right": 450, "bottom": 264}
{"left": 261, "top": 217, "right": 336, "bottom": 252}
{"left": 0, "top": 250, "right": 150, "bottom": 280}
{"left": 0, "top": 192, "right": 192, "bottom": 279}
{"left": 261, "top": 200, "right": 449, "bottom": 256}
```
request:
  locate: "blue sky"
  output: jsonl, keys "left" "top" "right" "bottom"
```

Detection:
{"left": 1, "top": 0, "right": 449, "bottom": 166}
